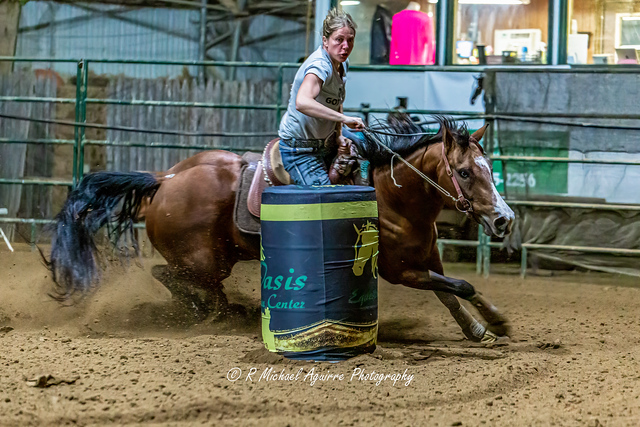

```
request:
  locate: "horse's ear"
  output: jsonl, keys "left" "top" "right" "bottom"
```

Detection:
{"left": 471, "top": 123, "right": 489, "bottom": 142}
{"left": 442, "top": 123, "right": 456, "bottom": 153}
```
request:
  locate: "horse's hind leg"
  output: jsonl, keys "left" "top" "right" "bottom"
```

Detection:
{"left": 152, "top": 265, "right": 235, "bottom": 321}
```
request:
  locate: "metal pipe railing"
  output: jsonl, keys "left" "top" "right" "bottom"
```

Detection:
{"left": 492, "top": 155, "right": 640, "bottom": 166}
{"left": 505, "top": 200, "right": 640, "bottom": 211}
{"left": 2, "top": 57, "right": 640, "bottom": 276}
{"left": 520, "top": 244, "right": 640, "bottom": 278}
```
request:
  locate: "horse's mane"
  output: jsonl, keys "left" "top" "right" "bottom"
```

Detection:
{"left": 354, "top": 113, "right": 470, "bottom": 168}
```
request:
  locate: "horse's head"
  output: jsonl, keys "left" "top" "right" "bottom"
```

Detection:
{"left": 352, "top": 222, "right": 379, "bottom": 277}
{"left": 438, "top": 120, "right": 515, "bottom": 238}
{"left": 357, "top": 113, "right": 514, "bottom": 238}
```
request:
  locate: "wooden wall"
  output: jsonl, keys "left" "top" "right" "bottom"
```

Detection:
{"left": 0, "top": 2, "right": 20, "bottom": 74}
{"left": 105, "top": 77, "right": 286, "bottom": 173}
{"left": 0, "top": 72, "right": 57, "bottom": 239}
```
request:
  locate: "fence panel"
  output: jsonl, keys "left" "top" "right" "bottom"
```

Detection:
{"left": 0, "top": 71, "right": 57, "bottom": 239}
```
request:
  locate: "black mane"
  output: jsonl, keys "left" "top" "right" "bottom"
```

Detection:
{"left": 354, "top": 114, "right": 470, "bottom": 168}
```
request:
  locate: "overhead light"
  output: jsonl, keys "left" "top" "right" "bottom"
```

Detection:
{"left": 459, "top": 0, "right": 528, "bottom": 4}
{"left": 340, "top": 1, "right": 360, "bottom": 5}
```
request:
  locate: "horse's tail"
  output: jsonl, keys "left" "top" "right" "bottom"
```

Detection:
{"left": 47, "top": 171, "right": 160, "bottom": 300}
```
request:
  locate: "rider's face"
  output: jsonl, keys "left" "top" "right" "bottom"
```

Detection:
{"left": 323, "top": 26, "right": 355, "bottom": 66}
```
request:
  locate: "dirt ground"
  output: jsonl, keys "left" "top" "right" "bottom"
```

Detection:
{"left": 1, "top": 243, "right": 639, "bottom": 426}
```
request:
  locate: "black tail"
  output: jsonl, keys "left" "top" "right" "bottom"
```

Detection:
{"left": 48, "top": 171, "right": 160, "bottom": 300}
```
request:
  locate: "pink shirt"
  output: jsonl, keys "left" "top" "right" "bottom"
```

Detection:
{"left": 390, "top": 10, "right": 435, "bottom": 65}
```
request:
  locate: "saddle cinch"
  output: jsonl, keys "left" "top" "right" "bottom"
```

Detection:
{"left": 234, "top": 138, "right": 368, "bottom": 235}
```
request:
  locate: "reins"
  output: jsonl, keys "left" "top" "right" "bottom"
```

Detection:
{"left": 362, "top": 127, "right": 474, "bottom": 214}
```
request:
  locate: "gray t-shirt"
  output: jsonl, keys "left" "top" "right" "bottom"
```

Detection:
{"left": 278, "top": 46, "right": 347, "bottom": 141}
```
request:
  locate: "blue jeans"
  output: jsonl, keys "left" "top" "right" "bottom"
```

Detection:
{"left": 278, "top": 143, "right": 332, "bottom": 186}
{"left": 342, "top": 128, "right": 365, "bottom": 144}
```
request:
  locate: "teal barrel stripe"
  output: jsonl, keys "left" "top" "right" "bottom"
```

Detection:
{"left": 261, "top": 201, "right": 378, "bottom": 222}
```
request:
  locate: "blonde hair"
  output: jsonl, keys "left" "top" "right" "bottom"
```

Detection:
{"left": 322, "top": 8, "right": 357, "bottom": 39}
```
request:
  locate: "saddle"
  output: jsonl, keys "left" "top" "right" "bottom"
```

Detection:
{"left": 234, "top": 139, "right": 289, "bottom": 234}
{"left": 235, "top": 138, "right": 369, "bottom": 234}
{"left": 247, "top": 138, "right": 291, "bottom": 217}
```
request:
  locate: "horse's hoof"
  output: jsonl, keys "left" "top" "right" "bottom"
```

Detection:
{"left": 486, "top": 322, "right": 510, "bottom": 338}
{"left": 480, "top": 330, "right": 498, "bottom": 343}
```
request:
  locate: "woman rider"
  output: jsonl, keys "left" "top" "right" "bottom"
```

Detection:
{"left": 278, "top": 8, "right": 365, "bottom": 186}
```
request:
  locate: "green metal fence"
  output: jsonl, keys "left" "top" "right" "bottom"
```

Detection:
{"left": 2, "top": 57, "right": 640, "bottom": 277}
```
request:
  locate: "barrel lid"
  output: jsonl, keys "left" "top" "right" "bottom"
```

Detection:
{"left": 264, "top": 185, "right": 375, "bottom": 196}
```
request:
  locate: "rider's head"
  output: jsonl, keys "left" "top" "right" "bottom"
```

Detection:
{"left": 322, "top": 8, "right": 357, "bottom": 67}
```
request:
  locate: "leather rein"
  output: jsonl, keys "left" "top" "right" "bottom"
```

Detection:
{"left": 363, "top": 129, "right": 484, "bottom": 215}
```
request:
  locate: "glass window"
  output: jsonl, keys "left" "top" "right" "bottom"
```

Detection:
{"left": 339, "top": 1, "right": 438, "bottom": 65}
{"left": 570, "top": 0, "right": 640, "bottom": 65}
{"left": 452, "top": 0, "right": 549, "bottom": 65}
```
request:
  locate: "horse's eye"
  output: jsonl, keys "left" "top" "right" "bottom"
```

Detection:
{"left": 458, "top": 169, "right": 470, "bottom": 179}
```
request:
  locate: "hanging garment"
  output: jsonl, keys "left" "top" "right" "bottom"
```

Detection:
{"left": 370, "top": 5, "right": 393, "bottom": 65}
{"left": 389, "top": 9, "right": 435, "bottom": 65}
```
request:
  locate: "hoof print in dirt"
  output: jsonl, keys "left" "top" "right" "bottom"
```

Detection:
{"left": 537, "top": 341, "right": 562, "bottom": 350}
{"left": 25, "top": 374, "right": 79, "bottom": 388}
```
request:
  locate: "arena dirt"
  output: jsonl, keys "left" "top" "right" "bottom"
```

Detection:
{"left": 0, "top": 243, "right": 639, "bottom": 426}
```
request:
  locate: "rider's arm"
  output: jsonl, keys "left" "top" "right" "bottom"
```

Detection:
{"left": 296, "top": 74, "right": 364, "bottom": 130}
{"left": 296, "top": 74, "right": 346, "bottom": 122}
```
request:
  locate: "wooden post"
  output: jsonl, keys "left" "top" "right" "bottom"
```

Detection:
{"left": 0, "top": 1, "right": 20, "bottom": 75}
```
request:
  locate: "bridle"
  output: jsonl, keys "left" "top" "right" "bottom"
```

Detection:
{"left": 441, "top": 142, "right": 473, "bottom": 214}
{"left": 363, "top": 128, "right": 485, "bottom": 216}
{"left": 441, "top": 135, "right": 485, "bottom": 214}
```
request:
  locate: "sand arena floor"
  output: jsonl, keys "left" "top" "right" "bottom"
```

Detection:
{"left": 0, "top": 243, "right": 639, "bottom": 426}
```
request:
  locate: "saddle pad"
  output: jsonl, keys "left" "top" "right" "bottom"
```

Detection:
{"left": 234, "top": 160, "right": 261, "bottom": 235}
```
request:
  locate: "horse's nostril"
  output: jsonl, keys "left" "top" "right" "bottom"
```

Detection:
{"left": 494, "top": 216, "right": 507, "bottom": 231}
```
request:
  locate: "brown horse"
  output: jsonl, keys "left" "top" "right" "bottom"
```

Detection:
{"left": 48, "top": 115, "right": 514, "bottom": 342}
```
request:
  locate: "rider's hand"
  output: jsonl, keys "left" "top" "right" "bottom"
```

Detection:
{"left": 333, "top": 136, "right": 356, "bottom": 177}
{"left": 342, "top": 116, "right": 365, "bottom": 130}
{"left": 337, "top": 135, "right": 352, "bottom": 155}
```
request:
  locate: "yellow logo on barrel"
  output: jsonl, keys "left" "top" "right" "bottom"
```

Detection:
{"left": 352, "top": 221, "right": 379, "bottom": 278}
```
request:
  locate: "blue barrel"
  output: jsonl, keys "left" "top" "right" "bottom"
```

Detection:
{"left": 260, "top": 185, "right": 379, "bottom": 361}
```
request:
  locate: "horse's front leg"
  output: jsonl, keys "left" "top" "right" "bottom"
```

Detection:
{"left": 434, "top": 291, "right": 487, "bottom": 343}
{"left": 467, "top": 292, "right": 510, "bottom": 338}
{"left": 400, "top": 270, "right": 510, "bottom": 339}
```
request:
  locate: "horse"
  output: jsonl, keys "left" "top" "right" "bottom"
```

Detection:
{"left": 47, "top": 114, "right": 515, "bottom": 343}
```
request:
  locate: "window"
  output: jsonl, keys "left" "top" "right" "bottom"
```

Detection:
{"left": 452, "top": 0, "right": 549, "bottom": 65}
{"left": 570, "top": 1, "right": 640, "bottom": 65}
{"left": 339, "top": 1, "right": 438, "bottom": 65}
